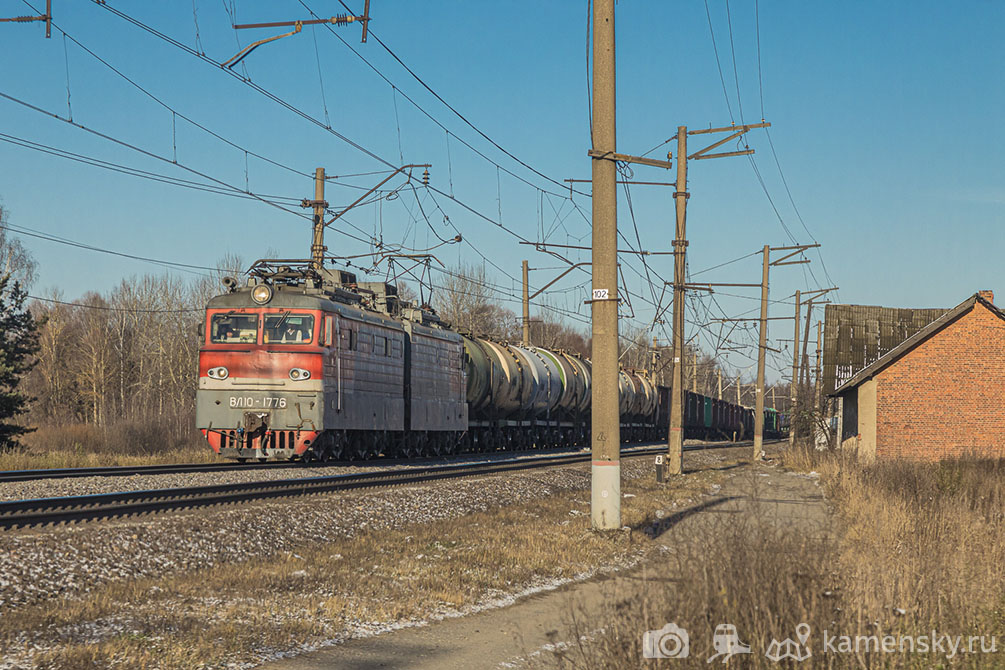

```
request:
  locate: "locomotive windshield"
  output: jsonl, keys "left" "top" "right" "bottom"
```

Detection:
{"left": 210, "top": 314, "right": 258, "bottom": 344}
{"left": 264, "top": 313, "right": 315, "bottom": 344}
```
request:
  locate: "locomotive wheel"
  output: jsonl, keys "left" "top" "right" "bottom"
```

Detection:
{"left": 349, "top": 432, "right": 368, "bottom": 460}
{"left": 329, "top": 432, "right": 346, "bottom": 461}
{"left": 367, "top": 435, "right": 381, "bottom": 462}
{"left": 414, "top": 432, "right": 429, "bottom": 458}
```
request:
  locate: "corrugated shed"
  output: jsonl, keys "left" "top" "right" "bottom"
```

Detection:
{"left": 822, "top": 304, "right": 948, "bottom": 394}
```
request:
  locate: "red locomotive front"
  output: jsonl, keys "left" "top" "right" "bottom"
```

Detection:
{"left": 197, "top": 295, "right": 325, "bottom": 460}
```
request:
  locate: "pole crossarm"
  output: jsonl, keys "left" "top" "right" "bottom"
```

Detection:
{"left": 685, "top": 122, "right": 771, "bottom": 161}
{"left": 587, "top": 150, "right": 672, "bottom": 170}
{"left": 692, "top": 149, "right": 754, "bottom": 160}
{"left": 769, "top": 243, "right": 820, "bottom": 266}
{"left": 564, "top": 178, "right": 676, "bottom": 187}
{"left": 529, "top": 262, "right": 590, "bottom": 300}
{"left": 710, "top": 317, "right": 793, "bottom": 322}
{"left": 687, "top": 121, "right": 772, "bottom": 136}
{"left": 0, "top": 0, "right": 51, "bottom": 37}
{"left": 800, "top": 287, "right": 839, "bottom": 302}
{"left": 226, "top": 2, "right": 370, "bottom": 67}
{"left": 320, "top": 164, "right": 430, "bottom": 228}
{"left": 520, "top": 241, "right": 672, "bottom": 256}
{"left": 682, "top": 281, "right": 763, "bottom": 291}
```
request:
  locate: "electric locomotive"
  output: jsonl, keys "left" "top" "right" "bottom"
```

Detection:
{"left": 196, "top": 260, "right": 781, "bottom": 461}
{"left": 196, "top": 262, "right": 466, "bottom": 461}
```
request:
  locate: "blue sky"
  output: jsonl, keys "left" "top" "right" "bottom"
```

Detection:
{"left": 1, "top": 1, "right": 1003, "bottom": 381}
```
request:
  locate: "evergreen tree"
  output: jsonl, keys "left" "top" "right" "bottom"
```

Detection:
{"left": 0, "top": 275, "right": 39, "bottom": 450}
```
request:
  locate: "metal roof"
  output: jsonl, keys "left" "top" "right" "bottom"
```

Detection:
{"left": 829, "top": 293, "right": 1005, "bottom": 396}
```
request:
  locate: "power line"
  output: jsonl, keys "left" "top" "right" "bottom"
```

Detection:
{"left": 29, "top": 294, "right": 202, "bottom": 313}
{"left": 22, "top": 1, "right": 314, "bottom": 182}
{"left": 703, "top": 0, "right": 735, "bottom": 124}
{"left": 0, "top": 132, "right": 304, "bottom": 206}
{"left": 312, "top": 0, "right": 590, "bottom": 199}
{"left": 2, "top": 222, "right": 219, "bottom": 276}
{"left": 93, "top": 2, "right": 584, "bottom": 307}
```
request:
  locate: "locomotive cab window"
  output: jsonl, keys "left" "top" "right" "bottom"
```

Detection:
{"left": 210, "top": 314, "right": 258, "bottom": 344}
{"left": 264, "top": 314, "right": 315, "bottom": 344}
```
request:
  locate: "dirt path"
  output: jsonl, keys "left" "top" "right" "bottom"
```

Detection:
{"left": 258, "top": 461, "right": 830, "bottom": 670}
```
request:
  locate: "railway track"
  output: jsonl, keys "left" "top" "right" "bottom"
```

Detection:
{"left": 0, "top": 459, "right": 307, "bottom": 484}
{"left": 0, "top": 441, "right": 673, "bottom": 484}
{"left": 0, "top": 443, "right": 766, "bottom": 530}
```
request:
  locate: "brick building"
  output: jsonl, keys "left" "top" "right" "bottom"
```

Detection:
{"left": 830, "top": 291, "right": 1005, "bottom": 461}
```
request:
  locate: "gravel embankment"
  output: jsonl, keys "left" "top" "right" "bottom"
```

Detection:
{"left": 0, "top": 445, "right": 737, "bottom": 613}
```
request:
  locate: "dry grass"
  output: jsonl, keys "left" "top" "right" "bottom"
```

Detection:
{"left": 0, "top": 460, "right": 732, "bottom": 669}
{"left": 0, "top": 423, "right": 214, "bottom": 470}
{"left": 541, "top": 444, "right": 1005, "bottom": 669}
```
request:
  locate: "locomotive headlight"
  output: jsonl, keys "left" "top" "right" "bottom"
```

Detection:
{"left": 251, "top": 284, "right": 273, "bottom": 304}
{"left": 207, "top": 366, "right": 229, "bottom": 380}
{"left": 289, "top": 368, "right": 311, "bottom": 380}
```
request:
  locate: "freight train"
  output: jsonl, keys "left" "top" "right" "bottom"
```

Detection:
{"left": 196, "top": 263, "right": 786, "bottom": 461}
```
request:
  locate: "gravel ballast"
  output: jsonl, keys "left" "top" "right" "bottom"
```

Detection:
{"left": 0, "top": 446, "right": 739, "bottom": 614}
{"left": 0, "top": 448, "right": 723, "bottom": 614}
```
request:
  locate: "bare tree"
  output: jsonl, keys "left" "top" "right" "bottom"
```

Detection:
{"left": 434, "top": 263, "right": 517, "bottom": 339}
{"left": 0, "top": 206, "right": 37, "bottom": 289}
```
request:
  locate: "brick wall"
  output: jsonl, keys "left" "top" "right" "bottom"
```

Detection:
{"left": 875, "top": 302, "right": 1005, "bottom": 461}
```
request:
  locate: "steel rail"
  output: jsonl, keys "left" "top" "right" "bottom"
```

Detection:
{"left": 0, "top": 460, "right": 308, "bottom": 484}
{"left": 0, "top": 439, "right": 697, "bottom": 484}
{"left": 0, "top": 446, "right": 680, "bottom": 530}
{"left": 0, "top": 440, "right": 774, "bottom": 530}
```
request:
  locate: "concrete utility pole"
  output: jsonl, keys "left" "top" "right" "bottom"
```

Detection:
{"left": 787, "top": 287, "right": 836, "bottom": 446}
{"left": 736, "top": 374, "right": 741, "bottom": 405}
{"left": 717, "top": 368, "right": 722, "bottom": 400}
{"left": 589, "top": 0, "right": 620, "bottom": 530}
{"left": 790, "top": 290, "right": 800, "bottom": 447}
{"left": 522, "top": 260, "right": 531, "bottom": 345}
{"left": 752, "top": 243, "right": 816, "bottom": 459}
{"left": 753, "top": 245, "right": 770, "bottom": 460}
{"left": 692, "top": 352, "right": 697, "bottom": 393}
{"left": 664, "top": 121, "right": 769, "bottom": 476}
{"left": 815, "top": 320, "right": 822, "bottom": 411}
{"left": 800, "top": 302, "right": 815, "bottom": 390}
{"left": 700, "top": 242, "right": 815, "bottom": 459}
{"left": 650, "top": 337, "right": 660, "bottom": 379}
{"left": 309, "top": 167, "right": 328, "bottom": 270}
